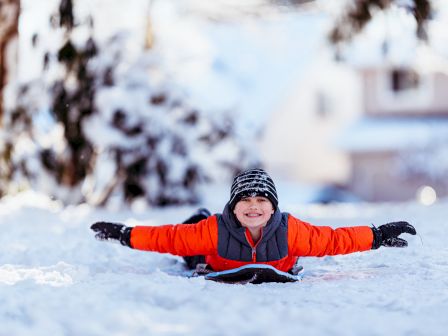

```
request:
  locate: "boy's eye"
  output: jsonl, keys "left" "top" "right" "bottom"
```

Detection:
{"left": 239, "top": 197, "right": 268, "bottom": 203}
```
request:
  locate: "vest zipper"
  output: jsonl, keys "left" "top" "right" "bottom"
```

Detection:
{"left": 245, "top": 230, "right": 263, "bottom": 263}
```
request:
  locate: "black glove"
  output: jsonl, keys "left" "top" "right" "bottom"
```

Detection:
{"left": 90, "top": 222, "right": 132, "bottom": 247}
{"left": 371, "top": 221, "right": 416, "bottom": 249}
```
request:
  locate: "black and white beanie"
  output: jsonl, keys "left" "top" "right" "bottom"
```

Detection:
{"left": 229, "top": 168, "right": 278, "bottom": 209}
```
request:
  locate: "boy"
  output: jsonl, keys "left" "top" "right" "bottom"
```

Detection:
{"left": 91, "top": 168, "right": 416, "bottom": 272}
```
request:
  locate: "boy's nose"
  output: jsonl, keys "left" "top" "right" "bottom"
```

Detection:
{"left": 248, "top": 201, "right": 258, "bottom": 208}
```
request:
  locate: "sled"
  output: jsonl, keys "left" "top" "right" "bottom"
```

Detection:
{"left": 192, "top": 263, "right": 304, "bottom": 285}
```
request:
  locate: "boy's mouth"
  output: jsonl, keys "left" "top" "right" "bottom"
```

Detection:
{"left": 245, "top": 213, "right": 262, "bottom": 217}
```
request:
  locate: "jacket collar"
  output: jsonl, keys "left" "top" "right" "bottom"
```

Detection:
{"left": 221, "top": 202, "right": 283, "bottom": 246}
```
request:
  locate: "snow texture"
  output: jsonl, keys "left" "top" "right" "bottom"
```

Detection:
{"left": 0, "top": 190, "right": 446, "bottom": 335}
{"left": 337, "top": 0, "right": 448, "bottom": 67}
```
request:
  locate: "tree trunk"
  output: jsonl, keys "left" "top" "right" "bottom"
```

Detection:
{"left": 0, "top": 0, "right": 20, "bottom": 125}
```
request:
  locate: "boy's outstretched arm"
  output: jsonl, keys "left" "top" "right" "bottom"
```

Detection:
{"left": 90, "top": 218, "right": 218, "bottom": 256}
{"left": 289, "top": 217, "right": 417, "bottom": 257}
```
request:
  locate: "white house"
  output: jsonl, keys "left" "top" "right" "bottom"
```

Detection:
{"left": 258, "top": 53, "right": 362, "bottom": 187}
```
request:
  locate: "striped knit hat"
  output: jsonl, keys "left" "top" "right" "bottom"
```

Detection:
{"left": 229, "top": 168, "right": 278, "bottom": 210}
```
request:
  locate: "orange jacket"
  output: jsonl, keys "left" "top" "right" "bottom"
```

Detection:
{"left": 130, "top": 214, "right": 373, "bottom": 272}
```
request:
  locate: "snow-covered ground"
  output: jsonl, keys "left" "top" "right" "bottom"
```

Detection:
{"left": 1, "top": 190, "right": 447, "bottom": 336}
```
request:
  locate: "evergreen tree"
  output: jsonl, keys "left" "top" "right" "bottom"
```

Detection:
{"left": 0, "top": 0, "right": 252, "bottom": 206}
{"left": 0, "top": 0, "right": 20, "bottom": 194}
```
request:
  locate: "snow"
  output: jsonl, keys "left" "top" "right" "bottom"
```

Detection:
{"left": 1, "top": 190, "right": 447, "bottom": 335}
{"left": 341, "top": 5, "right": 420, "bottom": 67}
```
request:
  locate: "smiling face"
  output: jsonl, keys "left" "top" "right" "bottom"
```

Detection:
{"left": 233, "top": 196, "right": 275, "bottom": 232}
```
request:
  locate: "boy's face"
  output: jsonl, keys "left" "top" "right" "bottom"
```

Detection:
{"left": 233, "top": 196, "right": 274, "bottom": 231}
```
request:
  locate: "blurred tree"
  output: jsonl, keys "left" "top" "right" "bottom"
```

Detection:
{"left": 330, "top": 0, "right": 432, "bottom": 44}
{"left": 0, "top": 0, "right": 19, "bottom": 195}
{"left": 0, "top": 0, "right": 20, "bottom": 124}
{"left": 0, "top": 0, "right": 252, "bottom": 206}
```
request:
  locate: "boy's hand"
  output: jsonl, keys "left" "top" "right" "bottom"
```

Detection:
{"left": 371, "top": 221, "right": 416, "bottom": 249}
{"left": 90, "top": 222, "right": 132, "bottom": 247}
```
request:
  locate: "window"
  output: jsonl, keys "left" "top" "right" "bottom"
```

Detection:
{"left": 377, "top": 67, "right": 432, "bottom": 112}
{"left": 390, "top": 69, "right": 420, "bottom": 93}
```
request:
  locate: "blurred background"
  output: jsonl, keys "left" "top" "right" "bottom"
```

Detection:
{"left": 1, "top": 0, "right": 447, "bottom": 208}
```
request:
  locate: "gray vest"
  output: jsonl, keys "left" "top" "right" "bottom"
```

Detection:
{"left": 216, "top": 204, "right": 289, "bottom": 262}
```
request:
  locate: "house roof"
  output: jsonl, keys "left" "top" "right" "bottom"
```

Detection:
{"left": 336, "top": 117, "right": 448, "bottom": 152}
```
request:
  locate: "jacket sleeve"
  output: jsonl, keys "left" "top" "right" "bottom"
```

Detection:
{"left": 129, "top": 215, "right": 218, "bottom": 256}
{"left": 288, "top": 215, "right": 373, "bottom": 257}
